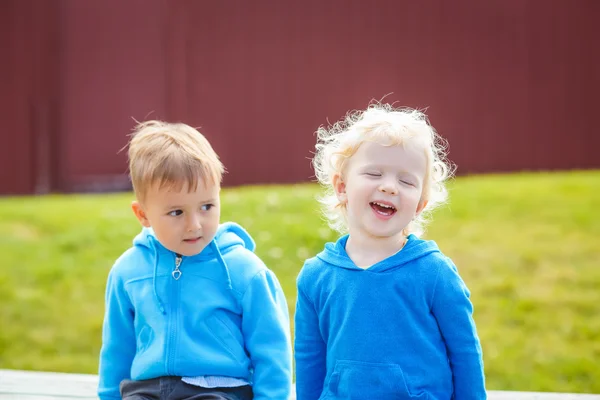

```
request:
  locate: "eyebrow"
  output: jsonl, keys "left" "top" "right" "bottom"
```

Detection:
{"left": 361, "top": 164, "right": 419, "bottom": 178}
{"left": 398, "top": 172, "right": 420, "bottom": 181}
{"left": 165, "top": 198, "right": 217, "bottom": 209}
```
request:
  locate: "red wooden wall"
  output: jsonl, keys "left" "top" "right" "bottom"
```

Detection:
{"left": 2, "top": 0, "right": 599, "bottom": 195}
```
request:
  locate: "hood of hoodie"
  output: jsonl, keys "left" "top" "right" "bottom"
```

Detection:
{"left": 316, "top": 234, "right": 440, "bottom": 272}
{"left": 132, "top": 222, "right": 255, "bottom": 314}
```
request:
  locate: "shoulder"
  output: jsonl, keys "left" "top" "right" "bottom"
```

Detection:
{"left": 425, "top": 250, "right": 458, "bottom": 273}
{"left": 221, "top": 246, "right": 273, "bottom": 288}
{"left": 406, "top": 236, "right": 459, "bottom": 275}
{"left": 402, "top": 238, "right": 464, "bottom": 295}
{"left": 108, "top": 245, "right": 153, "bottom": 283}
{"left": 424, "top": 248, "right": 460, "bottom": 279}
{"left": 296, "top": 255, "right": 327, "bottom": 291}
{"left": 423, "top": 249, "right": 470, "bottom": 300}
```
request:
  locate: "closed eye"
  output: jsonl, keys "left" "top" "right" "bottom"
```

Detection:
{"left": 400, "top": 180, "right": 415, "bottom": 186}
{"left": 168, "top": 209, "right": 183, "bottom": 217}
{"left": 365, "top": 172, "right": 381, "bottom": 177}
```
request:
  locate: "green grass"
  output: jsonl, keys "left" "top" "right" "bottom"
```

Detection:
{"left": 0, "top": 170, "right": 599, "bottom": 393}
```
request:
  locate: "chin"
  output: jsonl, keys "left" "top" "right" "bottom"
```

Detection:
{"left": 181, "top": 247, "right": 205, "bottom": 257}
{"left": 367, "top": 228, "right": 404, "bottom": 239}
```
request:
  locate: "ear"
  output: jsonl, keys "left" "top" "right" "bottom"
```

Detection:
{"left": 416, "top": 199, "right": 428, "bottom": 216}
{"left": 131, "top": 201, "right": 151, "bottom": 228}
{"left": 332, "top": 173, "right": 348, "bottom": 204}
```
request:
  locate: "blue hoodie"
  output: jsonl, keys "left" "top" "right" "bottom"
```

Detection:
{"left": 98, "top": 222, "right": 292, "bottom": 400}
{"left": 294, "top": 234, "right": 486, "bottom": 400}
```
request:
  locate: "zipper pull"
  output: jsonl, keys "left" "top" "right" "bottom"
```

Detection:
{"left": 172, "top": 254, "right": 182, "bottom": 280}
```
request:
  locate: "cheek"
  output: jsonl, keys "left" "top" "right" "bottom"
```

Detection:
{"left": 206, "top": 217, "right": 219, "bottom": 229}
{"left": 409, "top": 190, "right": 424, "bottom": 207}
{"left": 346, "top": 180, "right": 371, "bottom": 198}
{"left": 201, "top": 216, "right": 220, "bottom": 239}
{"left": 154, "top": 219, "right": 176, "bottom": 235}
{"left": 205, "top": 211, "right": 221, "bottom": 227}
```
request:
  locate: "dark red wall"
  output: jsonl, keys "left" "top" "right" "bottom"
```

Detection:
{"left": 2, "top": 0, "right": 599, "bottom": 194}
{"left": 2, "top": 1, "right": 35, "bottom": 194}
{"left": 58, "top": 0, "right": 168, "bottom": 192}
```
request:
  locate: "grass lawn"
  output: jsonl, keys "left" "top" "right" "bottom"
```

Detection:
{"left": 0, "top": 170, "right": 599, "bottom": 393}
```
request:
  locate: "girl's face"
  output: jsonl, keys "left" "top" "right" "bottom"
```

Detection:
{"left": 334, "top": 141, "right": 428, "bottom": 241}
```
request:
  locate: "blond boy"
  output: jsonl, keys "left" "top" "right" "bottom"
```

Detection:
{"left": 98, "top": 121, "right": 292, "bottom": 400}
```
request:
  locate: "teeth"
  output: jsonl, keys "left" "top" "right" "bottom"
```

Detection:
{"left": 373, "top": 202, "right": 395, "bottom": 209}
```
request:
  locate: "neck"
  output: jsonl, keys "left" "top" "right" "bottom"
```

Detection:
{"left": 345, "top": 229, "right": 407, "bottom": 269}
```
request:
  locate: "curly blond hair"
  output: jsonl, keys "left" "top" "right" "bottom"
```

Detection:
{"left": 312, "top": 103, "right": 453, "bottom": 236}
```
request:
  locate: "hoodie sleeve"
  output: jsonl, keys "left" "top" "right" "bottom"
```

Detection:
{"left": 98, "top": 268, "right": 136, "bottom": 400}
{"left": 430, "top": 259, "right": 486, "bottom": 400}
{"left": 241, "top": 269, "right": 293, "bottom": 400}
{"left": 294, "top": 271, "right": 327, "bottom": 400}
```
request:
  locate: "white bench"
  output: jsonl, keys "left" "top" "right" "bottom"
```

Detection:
{"left": 1, "top": 369, "right": 599, "bottom": 399}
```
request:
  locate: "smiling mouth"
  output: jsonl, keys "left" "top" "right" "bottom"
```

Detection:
{"left": 370, "top": 201, "right": 397, "bottom": 216}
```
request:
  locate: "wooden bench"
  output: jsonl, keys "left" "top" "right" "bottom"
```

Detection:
{"left": 1, "top": 369, "right": 599, "bottom": 399}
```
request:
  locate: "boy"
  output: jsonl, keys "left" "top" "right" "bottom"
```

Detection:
{"left": 98, "top": 121, "right": 292, "bottom": 400}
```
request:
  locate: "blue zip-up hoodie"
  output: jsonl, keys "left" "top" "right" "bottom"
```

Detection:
{"left": 294, "top": 234, "right": 486, "bottom": 400}
{"left": 98, "top": 222, "right": 292, "bottom": 400}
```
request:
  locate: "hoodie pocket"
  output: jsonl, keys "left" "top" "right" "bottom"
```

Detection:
{"left": 324, "top": 360, "right": 428, "bottom": 400}
{"left": 136, "top": 325, "right": 154, "bottom": 354}
{"left": 206, "top": 313, "right": 247, "bottom": 364}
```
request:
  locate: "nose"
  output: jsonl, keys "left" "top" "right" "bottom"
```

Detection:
{"left": 378, "top": 180, "right": 398, "bottom": 195}
{"left": 186, "top": 213, "right": 202, "bottom": 232}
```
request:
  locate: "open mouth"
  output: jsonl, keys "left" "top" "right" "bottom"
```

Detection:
{"left": 370, "top": 201, "right": 397, "bottom": 216}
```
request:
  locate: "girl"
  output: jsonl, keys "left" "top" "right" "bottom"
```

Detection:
{"left": 294, "top": 104, "right": 486, "bottom": 400}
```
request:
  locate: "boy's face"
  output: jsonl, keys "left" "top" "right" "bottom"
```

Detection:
{"left": 132, "top": 179, "right": 221, "bottom": 256}
{"left": 334, "top": 141, "right": 428, "bottom": 241}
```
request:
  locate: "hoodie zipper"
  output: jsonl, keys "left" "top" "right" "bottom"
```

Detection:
{"left": 172, "top": 254, "right": 183, "bottom": 280}
{"left": 167, "top": 253, "right": 183, "bottom": 374}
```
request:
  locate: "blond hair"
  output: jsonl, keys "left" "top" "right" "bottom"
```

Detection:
{"left": 313, "top": 103, "right": 453, "bottom": 236}
{"left": 127, "top": 120, "right": 224, "bottom": 201}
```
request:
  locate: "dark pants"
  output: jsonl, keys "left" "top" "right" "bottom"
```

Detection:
{"left": 120, "top": 376, "right": 253, "bottom": 400}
